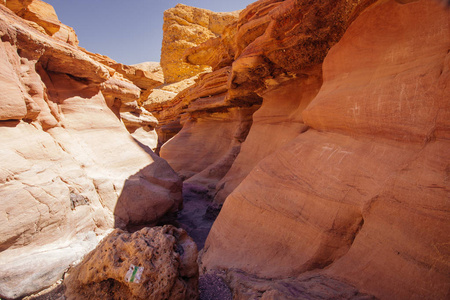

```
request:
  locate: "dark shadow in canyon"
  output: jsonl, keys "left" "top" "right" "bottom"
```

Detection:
{"left": 113, "top": 138, "right": 219, "bottom": 250}
{"left": 174, "top": 182, "right": 220, "bottom": 250}
{"left": 0, "top": 120, "right": 21, "bottom": 127}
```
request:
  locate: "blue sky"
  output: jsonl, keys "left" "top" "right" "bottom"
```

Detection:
{"left": 44, "top": 0, "right": 256, "bottom": 65}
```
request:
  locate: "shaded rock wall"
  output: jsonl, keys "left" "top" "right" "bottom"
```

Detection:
{"left": 0, "top": 3, "right": 181, "bottom": 298}
{"left": 221, "top": 269, "right": 376, "bottom": 300}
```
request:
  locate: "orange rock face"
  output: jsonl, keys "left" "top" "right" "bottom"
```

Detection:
{"left": 0, "top": 3, "right": 181, "bottom": 298}
{"left": 2, "top": 0, "right": 78, "bottom": 44}
{"left": 159, "top": 0, "right": 380, "bottom": 204}
{"left": 200, "top": 1, "right": 450, "bottom": 299}
{"left": 214, "top": 69, "right": 322, "bottom": 203}
{"left": 65, "top": 226, "right": 198, "bottom": 300}
{"left": 5, "top": 0, "right": 61, "bottom": 35}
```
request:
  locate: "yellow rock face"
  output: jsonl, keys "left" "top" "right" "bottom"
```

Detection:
{"left": 4, "top": 0, "right": 61, "bottom": 35}
{"left": 160, "top": 4, "right": 239, "bottom": 83}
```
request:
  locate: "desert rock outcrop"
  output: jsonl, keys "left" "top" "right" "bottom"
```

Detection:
{"left": 160, "top": 4, "right": 239, "bottom": 84}
{"left": 83, "top": 51, "right": 164, "bottom": 151}
{"left": 200, "top": 1, "right": 450, "bottom": 299}
{"left": 145, "top": 4, "right": 243, "bottom": 150}
{"left": 159, "top": 0, "right": 378, "bottom": 202}
{"left": 65, "top": 226, "right": 198, "bottom": 300}
{"left": 0, "top": 3, "right": 181, "bottom": 298}
{"left": 143, "top": 4, "right": 248, "bottom": 152}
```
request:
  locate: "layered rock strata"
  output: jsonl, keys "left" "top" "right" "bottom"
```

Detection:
{"left": 65, "top": 226, "right": 198, "bottom": 300}
{"left": 156, "top": 5, "right": 263, "bottom": 196}
{"left": 159, "top": 0, "right": 379, "bottom": 200}
{"left": 4, "top": 0, "right": 78, "bottom": 44}
{"left": 200, "top": 1, "right": 450, "bottom": 299}
{"left": 145, "top": 4, "right": 243, "bottom": 150}
{"left": 84, "top": 51, "right": 164, "bottom": 151}
{"left": 0, "top": 3, "right": 181, "bottom": 298}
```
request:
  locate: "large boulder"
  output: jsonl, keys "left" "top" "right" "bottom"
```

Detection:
{"left": 64, "top": 226, "right": 198, "bottom": 300}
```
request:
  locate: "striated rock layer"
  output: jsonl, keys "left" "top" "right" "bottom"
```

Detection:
{"left": 220, "top": 269, "right": 376, "bottom": 300}
{"left": 157, "top": 0, "right": 384, "bottom": 202}
{"left": 146, "top": 4, "right": 243, "bottom": 151}
{"left": 201, "top": 1, "right": 450, "bottom": 300}
{"left": 0, "top": 3, "right": 181, "bottom": 298}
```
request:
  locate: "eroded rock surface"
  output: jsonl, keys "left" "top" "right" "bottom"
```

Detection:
{"left": 219, "top": 269, "right": 376, "bottom": 300}
{"left": 201, "top": 1, "right": 450, "bottom": 300}
{"left": 0, "top": 3, "right": 181, "bottom": 298}
{"left": 144, "top": 4, "right": 244, "bottom": 152}
{"left": 65, "top": 226, "right": 198, "bottom": 300}
{"left": 161, "top": 4, "right": 239, "bottom": 83}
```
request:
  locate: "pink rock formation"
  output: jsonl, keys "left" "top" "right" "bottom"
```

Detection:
{"left": 83, "top": 51, "right": 164, "bottom": 150}
{"left": 0, "top": 3, "right": 181, "bottom": 298}
{"left": 65, "top": 226, "right": 198, "bottom": 300}
{"left": 214, "top": 70, "right": 322, "bottom": 203}
{"left": 159, "top": 66, "right": 260, "bottom": 195}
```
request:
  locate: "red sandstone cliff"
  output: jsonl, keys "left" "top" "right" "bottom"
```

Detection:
{"left": 154, "top": 0, "right": 449, "bottom": 299}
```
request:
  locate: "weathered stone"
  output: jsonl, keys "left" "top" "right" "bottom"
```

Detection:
{"left": 214, "top": 69, "right": 322, "bottom": 203}
{"left": 0, "top": 40, "right": 28, "bottom": 120}
{"left": 4, "top": 0, "right": 60, "bottom": 35}
{"left": 201, "top": 1, "right": 450, "bottom": 300}
{"left": 0, "top": 3, "right": 182, "bottom": 298}
{"left": 64, "top": 226, "right": 198, "bottom": 300}
{"left": 161, "top": 106, "right": 258, "bottom": 188}
{"left": 161, "top": 4, "right": 239, "bottom": 83}
{"left": 218, "top": 269, "right": 376, "bottom": 300}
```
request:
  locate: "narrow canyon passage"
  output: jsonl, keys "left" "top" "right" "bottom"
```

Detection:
{"left": 1, "top": 0, "right": 449, "bottom": 299}
{"left": 174, "top": 183, "right": 218, "bottom": 250}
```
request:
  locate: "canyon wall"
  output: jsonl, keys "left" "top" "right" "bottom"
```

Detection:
{"left": 150, "top": 0, "right": 449, "bottom": 299}
{"left": 196, "top": 1, "right": 449, "bottom": 299}
{"left": 0, "top": 0, "right": 448, "bottom": 299}
{"left": 146, "top": 4, "right": 244, "bottom": 150}
{"left": 159, "top": 0, "right": 380, "bottom": 199}
{"left": 0, "top": 1, "right": 181, "bottom": 298}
